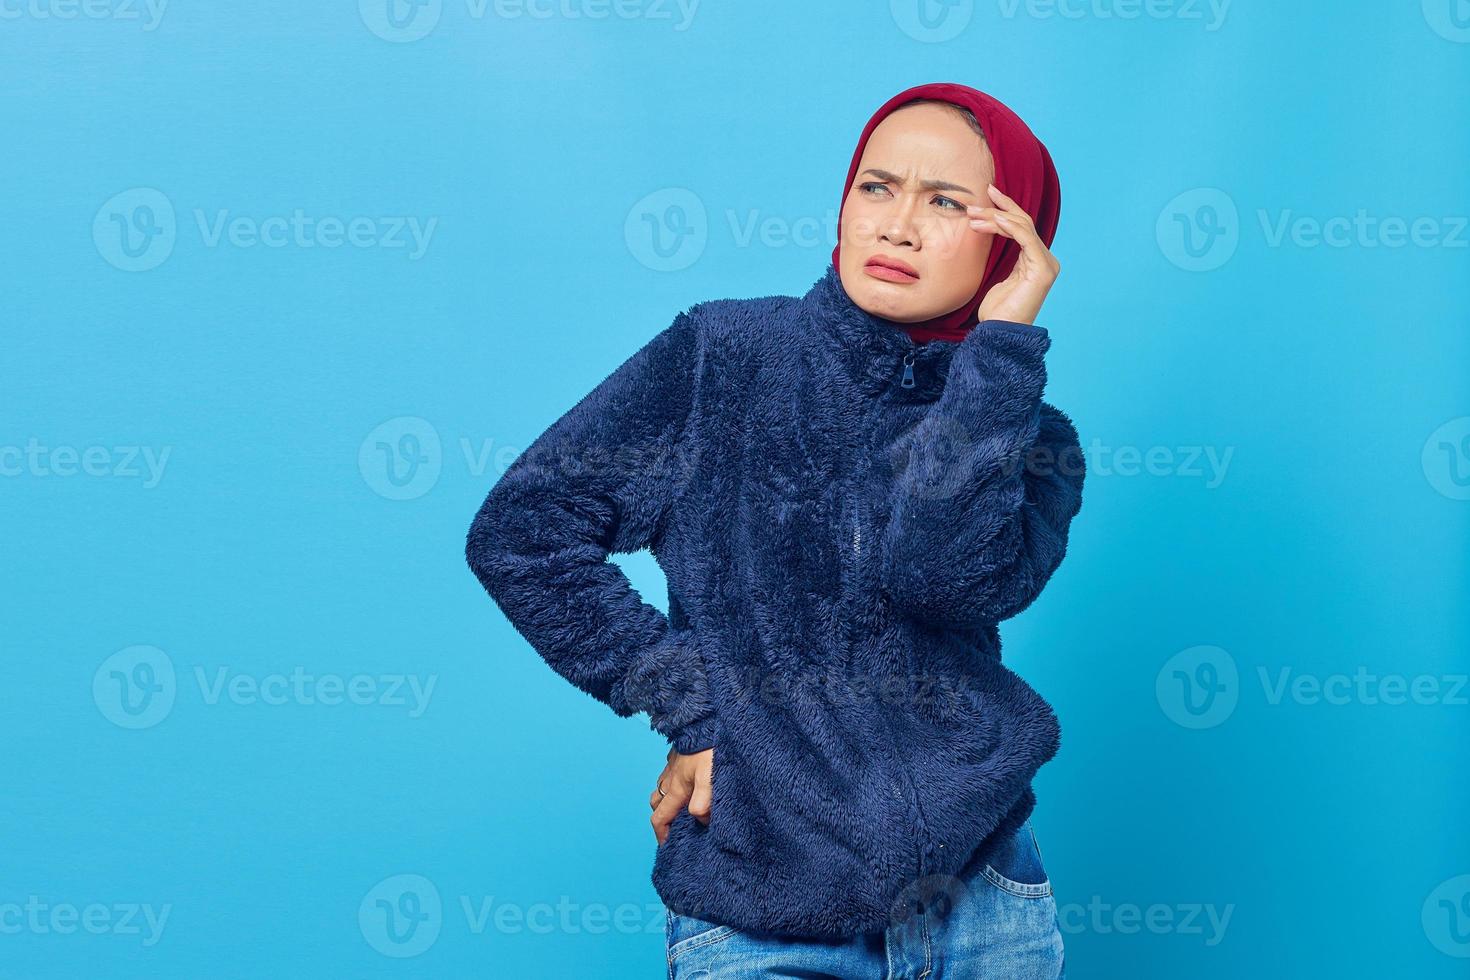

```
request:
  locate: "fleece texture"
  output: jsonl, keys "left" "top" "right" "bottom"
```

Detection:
{"left": 464, "top": 262, "right": 1087, "bottom": 939}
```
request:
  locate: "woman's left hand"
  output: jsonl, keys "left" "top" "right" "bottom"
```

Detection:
{"left": 967, "top": 183, "right": 1061, "bottom": 326}
{"left": 649, "top": 746, "right": 714, "bottom": 845}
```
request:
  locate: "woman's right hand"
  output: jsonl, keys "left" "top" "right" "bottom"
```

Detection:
{"left": 649, "top": 747, "right": 714, "bottom": 845}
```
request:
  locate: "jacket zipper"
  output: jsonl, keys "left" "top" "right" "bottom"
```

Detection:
{"left": 848, "top": 386, "right": 926, "bottom": 892}
{"left": 894, "top": 350, "right": 930, "bottom": 886}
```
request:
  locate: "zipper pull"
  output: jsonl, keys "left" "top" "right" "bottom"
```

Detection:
{"left": 900, "top": 351, "right": 915, "bottom": 389}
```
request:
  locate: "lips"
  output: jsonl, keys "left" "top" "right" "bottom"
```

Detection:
{"left": 864, "top": 256, "right": 920, "bottom": 282}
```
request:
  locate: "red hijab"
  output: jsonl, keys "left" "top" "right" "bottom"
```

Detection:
{"left": 831, "top": 82, "right": 1061, "bottom": 343}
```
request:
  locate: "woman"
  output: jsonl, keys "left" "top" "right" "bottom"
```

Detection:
{"left": 465, "top": 81, "right": 1084, "bottom": 976}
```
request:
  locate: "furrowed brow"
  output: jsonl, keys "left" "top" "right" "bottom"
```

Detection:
{"left": 860, "top": 168, "right": 975, "bottom": 196}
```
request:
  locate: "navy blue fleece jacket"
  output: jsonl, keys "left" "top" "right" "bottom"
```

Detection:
{"left": 464, "top": 262, "right": 1086, "bottom": 939}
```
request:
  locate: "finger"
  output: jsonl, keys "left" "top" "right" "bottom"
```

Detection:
{"left": 970, "top": 184, "right": 1035, "bottom": 229}
{"left": 968, "top": 212, "right": 1018, "bottom": 244}
{"left": 997, "top": 211, "right": 1044, "bottom": 251}
{"left": 968, "top": 202, "right": 1035, "bottom": 234}
{"left": 985, "top": 182, "right": 1028, "bottom": 219}
{"left": 686, "top": 755, "right": 714, "bottom": 825}
{"left": 980, "top": 210, "right": 1046, "bottom": 258}
{"left": 649, "top": 763, "right": 672, "bottom": 810}
{"left": 650, "top": 780, "right": 691, "bottom": 846}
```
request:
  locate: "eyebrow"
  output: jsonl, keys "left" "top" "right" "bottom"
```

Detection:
{"left": 860, "top": 168, "right": 976, "bottom": 197}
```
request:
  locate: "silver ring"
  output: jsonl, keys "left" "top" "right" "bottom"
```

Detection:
{"left": 656, "top": 781, "right": 668, "bottom": 798}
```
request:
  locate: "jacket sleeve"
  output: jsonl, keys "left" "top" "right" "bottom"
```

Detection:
{"left": 877, "top": 320, "right": 1086, "bottom": 631}
{"left": 464, "top": 308, "right": 718, "bottom": 754}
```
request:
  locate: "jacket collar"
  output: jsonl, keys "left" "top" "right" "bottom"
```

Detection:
{"left": 801, "top": 262, "right": 959, "bottom": 401}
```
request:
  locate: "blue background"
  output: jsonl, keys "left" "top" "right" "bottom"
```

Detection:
{"left": 4, "top": 0, "right": 1468, "bottom": 976}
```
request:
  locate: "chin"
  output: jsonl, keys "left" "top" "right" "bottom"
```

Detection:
{"left": 849, "top": 277, "right": 933, "bottom": 323}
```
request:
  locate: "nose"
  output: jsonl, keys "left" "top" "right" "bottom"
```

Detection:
{"left": 880, "top": 193, "right": 919, "bottom": 249}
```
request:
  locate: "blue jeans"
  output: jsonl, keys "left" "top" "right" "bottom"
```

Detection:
{"left": 665, "top": 817, "right": 1064, "bottom": 979}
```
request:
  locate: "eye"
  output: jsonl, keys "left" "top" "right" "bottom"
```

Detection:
{"left": 933, "top": 195, "right": 964, "bottom": 211}
{"left": 859, "top": 181, "right": 891, "bottom": 197}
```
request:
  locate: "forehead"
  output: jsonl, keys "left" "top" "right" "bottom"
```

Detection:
{"left": 858, "top": 104, "right": 994, "bottom": 184}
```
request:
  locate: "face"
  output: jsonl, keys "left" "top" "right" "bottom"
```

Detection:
{"left": 837, "top": 103, "right": 997, "bottom": 323}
